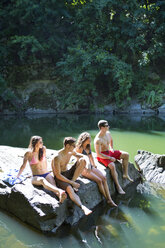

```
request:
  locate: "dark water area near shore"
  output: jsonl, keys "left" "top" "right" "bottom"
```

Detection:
{"left": 0, "top": 113, "right": 165, "bottom": 248}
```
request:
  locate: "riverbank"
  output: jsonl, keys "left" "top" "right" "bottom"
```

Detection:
{"left": 1, "top": 102, "right": 165, "bottom": 116}
{"left": 0, "top": 75, "right": 165, "bottom": 116}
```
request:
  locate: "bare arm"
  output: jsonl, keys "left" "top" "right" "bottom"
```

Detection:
{"left": 43, "top": 146, "right": 46, "bottom": 156}
{"left": 17, "top": 152, "right": 29, "bottom": 178}
{"left": 72, "top": 150, "right": 84, "bottom": 159}
{"left": 76, "top": 147, "right": 92, "bottom": 168}
{"left": 88, "top": 153, "right": 97, "bottom": 168}
{"left": 52, "top": 156, "right": 77, "bottom": 187}
{"left": 95, "top": 140, "right": 115, "bottom": 161}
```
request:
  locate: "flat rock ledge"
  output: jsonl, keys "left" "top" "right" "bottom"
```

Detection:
{"left": 0, "top": 146, "right": 140, "bottom": 233}
{"left": 135, "top": 150, "right": 165, "bottom": 184}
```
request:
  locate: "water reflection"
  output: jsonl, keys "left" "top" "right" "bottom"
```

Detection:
{"left": 0, "top": 114, "right": 165, "bottom": 149}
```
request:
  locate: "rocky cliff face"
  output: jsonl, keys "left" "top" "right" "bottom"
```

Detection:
{"left": 135, "top": 150, "right": 165, "bottom": 184}
{"left": 1, "top": 77, "right": 165, "bottom": 115}
{"left": 0, "top": 146, "right": 140, "bottom": 233}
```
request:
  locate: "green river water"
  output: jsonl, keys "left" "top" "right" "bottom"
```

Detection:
{"left": 0, "top": 114, "right": 165, "bottom": 248}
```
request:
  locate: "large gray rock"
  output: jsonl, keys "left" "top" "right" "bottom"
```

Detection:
{"left": 135, "top": 150, "right": 165, "bottom": 184}
{"left": 158, "top": 104, "right": 165, "bottom": 114}
{"left": 0, "top": 146, "right": 140, "bottom": 233}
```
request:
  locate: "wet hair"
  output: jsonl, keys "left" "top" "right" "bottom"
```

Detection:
{"left": 63, "top": 137, "right": 76, "bottom": 147}
{"left": 28, "top": 135, "right": 43, "bottom": 161}
{"left": 76, "top": 132, "right": 91, "bottom": 149}
{"left": 98, "top": 120, "right": 108, "bottom": 129}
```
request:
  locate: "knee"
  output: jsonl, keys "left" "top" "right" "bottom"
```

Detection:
{"left": 124, "top": 152, "right": 129, "bottom": 160}
{"left": 108, "top": 163, "right": 116, "bottom": 171}
{"left": 96, "top": 178, "right": 102, "bottom": 186}
{"left": 40, "top": 178, "right": 46, "bottom": 185}
{"left": 79, "top": 158, "right": 86, "bottom": 169}
{"left": 101, "top": 176, "right": 107, "bottom": 183}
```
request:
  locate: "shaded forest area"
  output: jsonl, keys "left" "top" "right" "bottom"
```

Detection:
{"left": 0, "top": 0, "right": 165, "bottom": 112}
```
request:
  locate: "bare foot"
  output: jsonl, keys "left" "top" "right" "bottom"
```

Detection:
{"left": 117, "top": 186, "right": 125, "bottom": 194}
{"left": 59, "top": 192, "right": 67, "bottom": 203}
{"left": 107, "top": 200, "right": 117, "bottom": 207}
{"left": 81, "top": 205, "right": 92, "bottom": 215}
{"left": 123, "top": 174, "right": 134, "bottom": 182}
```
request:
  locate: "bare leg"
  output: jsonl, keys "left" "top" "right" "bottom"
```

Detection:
{"left": 81, "top": 168, "right": 107, "bottom": 199}
{"left": 72, "top": 158, "right": 86, "bottom": 181}
{"left": 120, "top": 152, "right": 133, "bottom": 182}
{"left": 107, "top": 163, "right": 125, "bottom": 194}
{"left": 66, "top": 185, "right": 92, "bottom": 215}
{"left": 82, "top": 168, "right": 117, "bottom": 207}
{"left": 32, "top": 174, "right": 67, "bottom": 203}
{"left": 91, "top": 167, "right": 117, "bottom": 207}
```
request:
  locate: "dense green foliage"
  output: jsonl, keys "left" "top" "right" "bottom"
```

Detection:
{"left": 0, "top": 0, "right": 165, "bottom": 111}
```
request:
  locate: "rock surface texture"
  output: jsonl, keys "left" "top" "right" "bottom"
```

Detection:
{"left": 0, "top": 146, "right": 140, "bottom": 233}
{"left": 135, "top": 150, "right": 165, "bottom": 184}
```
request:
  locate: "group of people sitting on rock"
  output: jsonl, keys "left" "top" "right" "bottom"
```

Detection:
{"left": 17, "top": 120, "right": 133, "bottom": 216}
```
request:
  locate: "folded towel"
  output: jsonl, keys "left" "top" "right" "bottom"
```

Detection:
{"left": 0, "top": 168, "right": 28, "bottom": 186}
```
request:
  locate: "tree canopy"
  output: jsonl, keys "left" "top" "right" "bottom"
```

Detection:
{"left": 0, "top": 0, "right": 165, "bottom": 110}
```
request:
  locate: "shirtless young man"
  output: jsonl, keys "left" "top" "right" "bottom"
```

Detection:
{"left": 17, "top": 136, "right": 67, "bottom": 203}
{"left": 94, "top": 120, "right": 133, "bottom": 194}
{"left": 51, "top": 137, "right": 92, "bottom": 216}
{"left": 76, "top": 132, "right": 117, "bottom": 207}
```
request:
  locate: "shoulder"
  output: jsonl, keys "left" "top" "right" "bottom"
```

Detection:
{"left": 95, "top": 137, "right": 101, "bottom": 145}
{"left": 24, "top": 151, "right": 31, "bottom": 158}
{"left": 53, "top": 153, "right": 60, "bottom": 161}
{"left": 75, "top": 147, "right": 82, "bottom": 154}
{"left": 43, "top": 146, "right": 46, "bottom": 152}
{"left": 106, "top": 131, "right": 111, "bottom": 137}
{"left": 94, "top": 133, "right": 99, "bottom": 141}
{"left": 53, "top": 149, "right": 63, "bottom": 161}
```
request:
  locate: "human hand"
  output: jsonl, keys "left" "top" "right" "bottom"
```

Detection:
{"left": 72, "top": 181, "right": 80, "bottom": 189}
{"left": 110, "top": 157, "right": 116, "bottom": 162}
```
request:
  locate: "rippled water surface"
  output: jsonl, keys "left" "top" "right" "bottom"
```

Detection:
{"left": 0, "top": 114, "right": 165, "bottom": 248}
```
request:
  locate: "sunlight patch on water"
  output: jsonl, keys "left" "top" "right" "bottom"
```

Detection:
{"left": 105, "top": 224, "right": 119, "bottom": 238}
{"left": 119, "top": 206, "right": 157, "bottom": 248}
{"left": 111, "top": 130, "right": 165, "bottom": 162}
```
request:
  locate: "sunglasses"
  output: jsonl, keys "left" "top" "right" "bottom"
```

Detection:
{"left": 103, "top": 124, "right": 109, "bottom": 127}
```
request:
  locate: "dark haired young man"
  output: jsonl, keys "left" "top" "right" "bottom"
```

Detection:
{"left": 52, "top": 137, "right": 92, "bottom": 215}
{"left": 94, "top": 120, "right": 133, "bottom": 194}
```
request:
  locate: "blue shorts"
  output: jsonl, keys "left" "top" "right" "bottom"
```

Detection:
{"left": 33, "top": 172, "right": 51, "bottom": 178}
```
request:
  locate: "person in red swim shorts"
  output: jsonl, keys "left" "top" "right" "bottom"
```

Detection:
{"left": 94, "top": 120, "right": 133, "bottom": 194}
